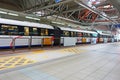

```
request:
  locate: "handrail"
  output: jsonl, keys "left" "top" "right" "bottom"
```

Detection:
{"left": 15, "top": 37, "right": 44, "bottom": 50}
{"left": 0, "top": 36, "right": 64, "bottom": 51}
{"left": 0, "top": 36, "right": 43, "bottom": 51}
{"left": 0, "top": 37, "right": 13, "bottom": 39}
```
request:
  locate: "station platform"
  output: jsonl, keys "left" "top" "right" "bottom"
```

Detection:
{"left": 0, "top": 42, "right": 120, "bottom": 80}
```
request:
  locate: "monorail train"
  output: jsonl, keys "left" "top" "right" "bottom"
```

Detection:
{"left": 0, "top": 18, "right": 114, "bottom": 49}
{"left": 97, "top": 32, "right": 114, "bottom": 43}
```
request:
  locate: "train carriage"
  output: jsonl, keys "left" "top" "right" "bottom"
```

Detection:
{"left": 97, "top": 33, "right": 113, "bottom": 43}
{"left": 0, "top": 18, "right": 115, "bottom": 49}
{"left": 0, "top": 18, "right": 54, "bottom": 48}
{"left": 58, "top": 26, "right": 98, "bottom": 45}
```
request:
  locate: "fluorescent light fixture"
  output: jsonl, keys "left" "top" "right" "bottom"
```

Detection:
{"left": 0, "top": 11, "right": 7, "bottom": 14}
{"left": 52, "top": 21, "right": 65, "bottom": 25}
{"left": 8, "top": 13, "right": 19, "bottom": 16}
{"left": 32, "top": 17, "right": 40, "bottom": 21}
{"left": 104, "top": 5, "right": 110, "bottom": 8}
{"left": 25, "top": 16, "right": 40, "bottom": 21}
{"left": 26, "top": 16, "right": 33, "bottom": 19}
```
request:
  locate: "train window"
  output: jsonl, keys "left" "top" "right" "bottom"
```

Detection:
{"left": 41, "top": 29, "right": 48, "bottom": 36}
{"left": 83, "top": 33, "right": 85, "bottom": 37}
{"left": 41, "top": 29, "right": 44, "bottom": 36}
{"left": 33, "top": 28, "right": 38, "bottom": 35}
{"left": 45, "top": 29, "right": 48, "bottom": 35}
{"left": 70, "top": 32, "right": 76, "bottom": 37}
{"left": 0, "top": 26, "right": 1, "bottom": 35}
{"left": 48, "top": 29, "right": 54, "bottom": 36}
{"left": 92, "top": 33, "right": 97, "bottom": 37}
{"left": 61, "top": 31, "right": 64, "bottom": 37}
{"left": 73, "top": 32, "right": 76, "bottom": 37}
{"left": 1, "top": 25, "right": 18, "bottom": 35}
{"left": 24, "top": 27, "right": 29, "bottom": 36}
{"left": 88, "top": 33, "right": 91, "bottom": 37}
{"left": 29, "top": 27, "right": 38, "bottom": 36}
{"left": 100, "top": 35, "right": 102, "bottom": 38}
{"left": 71, "top": 32, "right": 74, "bottom": 37}
{"left": 63, "top": 31, "right": 70, "bottom": 37}
{"left": 102, "top": 35, "right": 104, "bottom": 38}
{"left": 29, "top": 27, "right": 32, "bottom": 36}
{"left": 103, "top": 35, "right": 106, "bottom": 38}
{"left": 37, "top": 28, "right": 41, "bottom": 36}
{"left": 84, "top": 33, "right": 88, "bottom": 37}
{"left": 18, "top": 26, "right": 24, "bottom": 35}
{"left": 77, "top": 32, "right": 83, "bottom": 37}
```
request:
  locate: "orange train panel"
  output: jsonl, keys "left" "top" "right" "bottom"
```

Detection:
{"left": 82, "top": 38, "right": 86, "bottom": 43}
{"left": 43, "top": 38, "right": 52, "bottom": 45}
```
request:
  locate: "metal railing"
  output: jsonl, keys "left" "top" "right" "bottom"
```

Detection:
{"left": 0, "top": 37, "right": 102, "bottom": 51}
{"left": 0, "top": 36, "right": 57, "bottom": 51}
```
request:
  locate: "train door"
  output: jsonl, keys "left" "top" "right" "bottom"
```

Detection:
{"left": 53, "top": 26, "right": 61, "bottom": 45}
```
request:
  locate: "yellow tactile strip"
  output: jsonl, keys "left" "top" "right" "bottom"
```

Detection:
{"left": 32, "top": 50, "right": 45, "bottom": 54}
{"left": 60, "top": 48, "right": 86, "bottom": 54}
{"left": 0, "top": 47, "right": 86, "bottom": 70}
{"left": 0, "top": 56, "right": 35, "bottom": 70}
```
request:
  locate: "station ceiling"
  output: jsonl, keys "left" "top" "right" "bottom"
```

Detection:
{"left": 0, "top": 0, "right": 119, "bottom": 30}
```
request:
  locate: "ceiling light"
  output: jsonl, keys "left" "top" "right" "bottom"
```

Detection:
{"left": 8, "top": 13, "right": 19, "bottom": 16}
{"left": 26, "top": 16, "right": 34, "bottom": 19}
{"left": 0, "top": 11, "right": 7, "bottom": 14}
{"left": 33, "top": 18, "right": 40, "bottom": 21}
{"left": 25, "top": 16, "right": 40, "bottom": 21}
{"left": 52, "top": 21, "right": 65, "bottom": 25}
{"left": 103, "top": 5, "right": 110, "bottom": 8}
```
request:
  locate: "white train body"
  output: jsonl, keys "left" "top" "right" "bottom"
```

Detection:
{"left": 0, "top": 18, "right": 53, "bottom": 48}
{"left": 0, "top": 18, "right": 114, "bottom": 48}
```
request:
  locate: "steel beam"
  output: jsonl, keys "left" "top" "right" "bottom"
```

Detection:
{"left": 94, "top": 1, "right": 110, "bottom": 8}
{"left": 63, "top": 7, "right": 84, "bottom": 13}
{"left": 40, "top": 6, "right": 84, "bottom": 17}
{"left": 74, "top": 0, "right": 117, "bottom": 24}
{"left": 67, "top": 11, "right": 76, "bottom": 18}
{"left": 25, "top": 0, "right": 73, "bottom": 13}
{"left": 108, "top": 0, "right": 120, "bottom": 14}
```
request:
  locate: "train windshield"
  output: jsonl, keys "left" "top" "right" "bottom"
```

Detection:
{"left": 92, "top": 33, "right": 98, "bottom": 37}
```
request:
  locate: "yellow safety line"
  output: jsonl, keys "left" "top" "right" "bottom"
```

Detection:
{"left": 32, "top": 50, "right": 45, "bottom": 54}
{"left": 0, "top": 55, "right": 36, "bottom": 70}
{"left": 60, "top": 47, "right": 86, "bottom": 54}
{"left": 43, "top": 55, "right": 49, "bottom": 59}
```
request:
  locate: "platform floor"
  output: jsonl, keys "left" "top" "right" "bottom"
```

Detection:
{"left": 0, "top": 42, "right": 120, "bottom": 80}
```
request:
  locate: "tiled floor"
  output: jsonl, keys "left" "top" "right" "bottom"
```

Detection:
{"left": 0, "top": 47, "right": 86, "bottom": 70}
{"left": 0, "top": 42, "right": 120, "bottom": 80}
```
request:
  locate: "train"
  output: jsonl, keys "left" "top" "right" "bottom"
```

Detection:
{"left": 0, "top": 18, "right": 116, "bottom": 49}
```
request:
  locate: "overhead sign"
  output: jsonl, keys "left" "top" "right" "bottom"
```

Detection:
{"left": 55, "top": 0, "right": 61, "bottom": 3}
{"left": 115, "top": 24, "right": 120, "bottom": 28}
